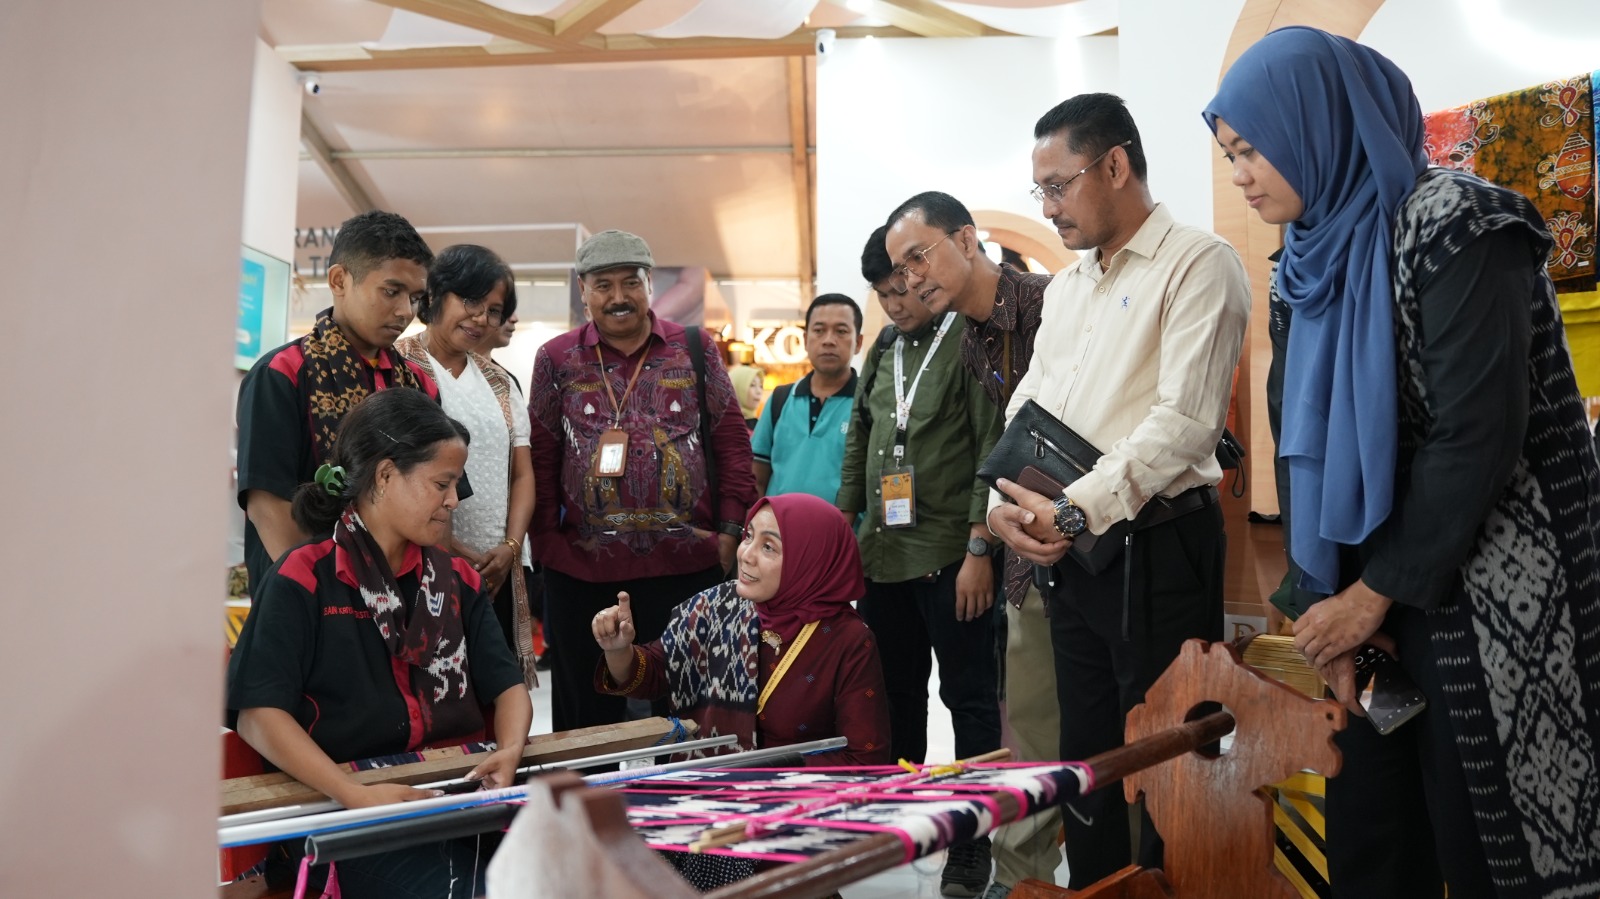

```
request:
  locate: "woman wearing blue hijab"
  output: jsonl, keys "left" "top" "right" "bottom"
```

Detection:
{"left": 1206, "top": 27, "right": 1600, "bottom": 899}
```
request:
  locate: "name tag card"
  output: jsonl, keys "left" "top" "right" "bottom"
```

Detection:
{"left": 881, "top": 466, "right": 916, "bottom": 528}
{"left": 591, "top": 428, "right": 629, "bottom": 478}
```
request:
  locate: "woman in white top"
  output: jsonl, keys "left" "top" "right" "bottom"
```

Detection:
{"left": 397, "top": 244, "right": 537, "bottom": 684}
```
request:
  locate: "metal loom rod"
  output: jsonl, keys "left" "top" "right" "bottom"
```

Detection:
{"left": 219, "top": 732, "right": 742, "bottom": 844}
{"left": 220, "top": 736, "right": 845, "bottom": 849}
{"left": 301, "top": 738, "right": 849, "bottom": 865}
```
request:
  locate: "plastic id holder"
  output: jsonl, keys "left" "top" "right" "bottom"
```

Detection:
{"left": 881, "top": 466, "right": 916, "bottom": 528}
{"left": 590, "top": 428, "right": 628, "bottom": 478}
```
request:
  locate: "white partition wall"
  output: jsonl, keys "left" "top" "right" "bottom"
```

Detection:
{"left": 815, "top": 35, "right": 1119, "bottom": 300}
{"left": 0, "top": 1, "right": 259, "bottom": 896}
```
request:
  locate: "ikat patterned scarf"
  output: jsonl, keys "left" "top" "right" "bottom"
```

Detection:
{"left": 300, "top": 308, "right": 425, "bottom": 463}
{"left": 333, "top": 507, "right": 480, "bottom": 748}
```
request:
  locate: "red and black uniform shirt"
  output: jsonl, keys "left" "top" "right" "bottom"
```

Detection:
{"left": 226, "top": 539, "right": 522, "bottom": 764}
{"left": 235, "top": 338, "right": 447, "bottom": 596}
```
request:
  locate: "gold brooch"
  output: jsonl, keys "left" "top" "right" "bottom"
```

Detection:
{"left": 761, "top": 629, "right": 783, "bottom": 652}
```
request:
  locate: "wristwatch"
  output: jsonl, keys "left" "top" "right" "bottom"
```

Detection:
{"left": 966, "top": 536, "right": 993, "bottom": 557}
{"left": 717, "top": 520, "right": 745, "bottom": 538}
{"left": 1052, "top": 497, "right": 1087, "bottom": 538}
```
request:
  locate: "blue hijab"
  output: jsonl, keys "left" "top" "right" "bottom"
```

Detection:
{"left": 1203, "top": 28, "right": 1427, "bottom": 594}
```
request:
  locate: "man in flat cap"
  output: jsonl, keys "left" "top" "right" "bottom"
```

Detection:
{"left": 526, "top": 230, "right": 757, "bottom": 733}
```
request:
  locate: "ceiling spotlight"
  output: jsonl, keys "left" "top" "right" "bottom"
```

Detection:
{"left": 299, "top": 72, "right": 322, "bottom": 97}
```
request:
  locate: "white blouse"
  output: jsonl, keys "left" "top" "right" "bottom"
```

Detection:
{"left": 429, "top": 353, "right": 532, "bottom": 555}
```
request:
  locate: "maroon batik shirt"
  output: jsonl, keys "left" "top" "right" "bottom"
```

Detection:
{"left": 527, "top": 314, "right": 757, "bottom": 582}
{"left": 961, "top": 263, "right": 1052, "bottom": 606}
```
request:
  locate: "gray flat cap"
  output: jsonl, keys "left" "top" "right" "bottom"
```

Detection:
{"left": 575, "top": 229, "right": 654, "bottom": 275}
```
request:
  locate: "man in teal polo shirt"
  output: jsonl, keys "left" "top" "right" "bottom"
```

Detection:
{"left": 752, "top": 293, "right": 864, "bottom": 500}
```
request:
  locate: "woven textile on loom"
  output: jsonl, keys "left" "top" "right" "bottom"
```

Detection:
{"left": 618, "top": 763, "right": 1089, "bottom": 864}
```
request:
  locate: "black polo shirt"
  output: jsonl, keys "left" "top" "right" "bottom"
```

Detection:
{"left": 226, "top": 539, "right": 522, "bottom": 764}
{"left": 235, "top": 337, "right": 450, "bottom": 596}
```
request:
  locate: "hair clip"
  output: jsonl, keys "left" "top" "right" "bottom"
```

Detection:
{"left": 314, "top": 462, "right": 348, "bottom": 497}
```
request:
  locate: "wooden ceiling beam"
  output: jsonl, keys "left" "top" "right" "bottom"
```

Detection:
{"left": 300, "top": 112, "right": 378, "bottom": 213}
{"left": 276, "top": 27, "right": 916, "bottom": 72}
{"left": 785, "top": 56, "right": 816, "bottom": 292}
{"left": 832, "top": 0, "right": 1005, "bottom": 38}
{"left": 554, "top": 0, "right": 647, "bottom": 41}
{"left": 365, "top": 0, "right": 600, "bottom": 51}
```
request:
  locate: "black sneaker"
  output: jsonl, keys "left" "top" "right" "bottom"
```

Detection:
{"left": 940, "top": 835, "right": 992, "bottom": 898}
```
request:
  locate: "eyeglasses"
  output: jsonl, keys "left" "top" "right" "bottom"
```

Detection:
{"left": 1029, "top": 139, "right": 1132, "bottom": 204}
{"left": 892, "top": 231, "right": 957, "bottom": 280}
{"left": 458, "top": 294, "right": 506, "bottom": 327}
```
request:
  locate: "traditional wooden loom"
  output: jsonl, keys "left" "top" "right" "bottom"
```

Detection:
{"left": 219, "top": 717, "right": 705, "bottom": 898}
{"left": 486, "top": 639, "right": 1344, "bottom": 898}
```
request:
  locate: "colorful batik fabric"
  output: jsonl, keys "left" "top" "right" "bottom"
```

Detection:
{"left": 1424, "top": 74, "right": 1595, "bottom": 290}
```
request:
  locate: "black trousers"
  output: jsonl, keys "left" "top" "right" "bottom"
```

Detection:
{"left": 1045, "top": 502, "right": 1224, "bottom": 888}
{"left": 542, "top": 565, "right": 723, "bottom": 733}
{"left": 858, "top": 563, "right": 1002, "bottom": 764}
{"left": 1325, "top": 600, "right": 1494, "bottom": 899}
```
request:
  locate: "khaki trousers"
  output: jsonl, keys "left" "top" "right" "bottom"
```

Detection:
{"left": 992, "top": 585, "right": 1064, "bottom": 887}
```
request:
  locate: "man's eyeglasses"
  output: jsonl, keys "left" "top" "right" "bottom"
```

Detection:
{"left": 1029, "top": 139, "right": 1132, "bottom": 204}
{"left": 892, "top": 231, "right": 957, "bottom": 280}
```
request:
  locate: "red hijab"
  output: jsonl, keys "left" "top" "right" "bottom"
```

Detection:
{"left": 745, "top": 493, "right": 864, "bottom": 638}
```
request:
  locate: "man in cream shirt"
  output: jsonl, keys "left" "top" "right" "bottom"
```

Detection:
{"left": 987, "top": 93, "right": 1250, "bottom": 890}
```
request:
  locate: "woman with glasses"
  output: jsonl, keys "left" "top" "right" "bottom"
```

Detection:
{"left": 591, "top": 492, "right": 891, "bottom": 768}
{"left": 397, "top": 244, "right": 538, "bottom": 685}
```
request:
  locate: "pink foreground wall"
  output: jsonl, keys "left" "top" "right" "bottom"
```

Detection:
{"left": 0, "top": 1, "right": 259, "bottom": 895}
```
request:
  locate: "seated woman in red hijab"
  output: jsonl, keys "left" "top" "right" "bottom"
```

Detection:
{"left": 591, "top": 492, "right": 890, "bottom": 766}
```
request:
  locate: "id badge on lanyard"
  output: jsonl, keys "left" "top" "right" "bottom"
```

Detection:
{"left": 882, "top": 312, "right": 955, "bottom": 530}
{"left": 591, "top": 428, "right": 629, "bottom": 477}
{"left": 881, "top": 465, "right": 916, "bottom": 528}
{"left": 590, "top": 344, "right": 648, "bottom": 479}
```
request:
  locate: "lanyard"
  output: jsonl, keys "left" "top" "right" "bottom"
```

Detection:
{"left": 757, "top": 621, "right": 819, "bottom": 716}
{"left": 892, "top": 311, "right": 957, "bottom": 464}
{"left": 595, "top": 344, "right": 648, "bottom": 427}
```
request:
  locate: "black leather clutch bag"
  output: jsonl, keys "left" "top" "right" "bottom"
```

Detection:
{"left": 977, "top": 400, "right": 1130, "bottom": 574}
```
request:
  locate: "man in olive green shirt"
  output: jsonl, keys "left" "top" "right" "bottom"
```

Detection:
{"left": 838, "top": 225, "right": 1005, "bottom": 897}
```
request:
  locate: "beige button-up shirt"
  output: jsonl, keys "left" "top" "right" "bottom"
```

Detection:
{"left": 992, "top": 203, "right": 1251, "bottom": 535}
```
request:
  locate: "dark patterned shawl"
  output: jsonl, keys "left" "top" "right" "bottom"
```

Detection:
{"left": 300, "top": 308, "right": 426, "bottom": 461}
{"left": 659, "top": 581, "right": 761, "bottom": 758}
{"left": 1391, "top": 168, "right": 1600, "bottom": 896}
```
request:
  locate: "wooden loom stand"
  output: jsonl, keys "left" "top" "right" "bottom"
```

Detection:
{"left": 220, "top": 717, "right": 695, "bottom": 815}
{"left": 501, "top": 639, "right": 1345, "bottom": 899}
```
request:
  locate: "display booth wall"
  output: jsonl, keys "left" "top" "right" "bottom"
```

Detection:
{"left": 0, "top": 1, "right": 261, "bottom": 897}
{"left": 815, "top": 34, "right": 1119, "bottom": 318}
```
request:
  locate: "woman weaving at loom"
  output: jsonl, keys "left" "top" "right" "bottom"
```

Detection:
{"left": 592, "top": 492, "right": 891, "bottom": 767}
{"left": 227, "top": 388, "right": 533, "bottom": 899}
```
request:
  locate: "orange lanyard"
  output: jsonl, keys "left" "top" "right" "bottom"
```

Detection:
{"left": 596, "top": 344, "right": 649, "bottom": 427}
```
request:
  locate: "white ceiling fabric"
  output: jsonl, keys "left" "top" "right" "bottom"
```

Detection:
{"left": 640, "top": 0, "right": 817, "bottom": 39}
{"left": 375, "top": 10, "right": 493, "bottom": 47}
{"left": 941, "top": 0, "right": 1118, "bottom": 36}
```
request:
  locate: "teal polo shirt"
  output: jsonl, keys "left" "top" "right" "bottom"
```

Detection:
{"left": 751, "top": 371, "right": 857, "bottom": 502}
